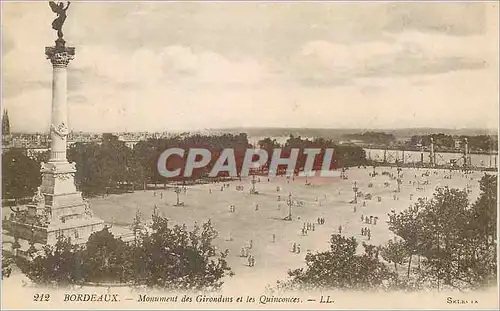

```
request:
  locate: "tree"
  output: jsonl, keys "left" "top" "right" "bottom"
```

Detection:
{"left": 2, "top": 250, "right": 14, "bottom": 279}
{"left": 387, "top": 200, "right": 425, "bottom": 278}
{"left": 33, "top": 150, "right": 50, "bottom": 164}
{"left": 68, "top": 135, "right": 143, "bottom": 196}
{"left": 81, "top": 228, "right": 131, "bottom": 283}
{"left": 18, "top": 217, "right": 234, "bottom": 290}
{"left": 470, "top": 174, "right": 497, "bottom": 243}
{"left": 388, "top": 179, "right": 497, "bottom": 290}
{"left": 1, "top": 149, "right": 41, "bottom": 200}
{"left": 380, "top": 239, "right": 409, "bottom": 273}
{"left": 417, "top": 187, "right": 470, "bottom": 288}
{"left": 281, "top": 234, "right": 396, "bottom": 291}
{"left": 20, "top": 236, "right": 84, "bottom": 285}
{"left": 130, "top": 209, "right": 144, "bottom": 246}
{"left": 462, "top": 174, "right": 497, "bottom": 288}
{"left": 134, "top": 216, "right": 233, "bottom": 290}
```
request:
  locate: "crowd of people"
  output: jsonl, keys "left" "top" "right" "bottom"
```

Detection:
{"left": 145, "top": 166, "right": 481, "bottom": 271}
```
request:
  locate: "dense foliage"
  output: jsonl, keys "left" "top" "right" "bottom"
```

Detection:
{"left": 260, "top": 135, "right": 367, "bottom": 171}
{"left": 2, "top": 250, "right": 14, "bottom": 279}
{"left": 20, "top": 218, "right": 232, "bottom": 290}
{"left": 343, "top": 131, "right": 396, "bottom": 145}
{"left": 0, "top": 133, "right": 363, "bottom": 197}
{"left": 1, "top": 149, "right": 41, "bottom": 201}
{"left": 68, "top": 134, "right": 145, "bottom": 196}
{"left": 276, "top": 234, "right": 397, "bottom": 291}
{"left": 387, "top": 173, "right": 497, "bottom": 290}
{"left": 409, "top": 133, "right": 497, "bottom": 152}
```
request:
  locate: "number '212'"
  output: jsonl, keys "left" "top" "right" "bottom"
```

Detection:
{"left": 33, "top": 293, "right": 50, "bottom": 302}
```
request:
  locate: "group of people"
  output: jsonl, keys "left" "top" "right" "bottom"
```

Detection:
{"left": 301, "top": 222, "right": 316, "bottom": 236}
{"left": 361, "top": 227, "right": 371, "bottom": 239}
{"left": 291, "top": 242, "right": 301, "bottom": 254}
{"left": 216, "top": 166, "right": 482, "bottom": 273}
{"left": 362, "top": 215, "right": 378, "bottom": 225}
{"left": 240, "top": 247, "right": 256, "bottom": 267}
{"left": 247, "top": 255, "right": 256, "bottom": 267}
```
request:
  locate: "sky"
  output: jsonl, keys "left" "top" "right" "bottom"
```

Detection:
{"left": 2, "top": 1, "right": 499, "bottom": 133}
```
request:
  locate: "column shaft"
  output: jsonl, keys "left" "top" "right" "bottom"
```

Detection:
{"left": 50, "top": 66, "right": 68, "bottom": 162}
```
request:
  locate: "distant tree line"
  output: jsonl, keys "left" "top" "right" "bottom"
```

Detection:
{"left": 259, "top": 135, "right": 367, "bottom": 171}
{"left": 2, "top": 133, "right": 367, "bottom": 199}
{"left": 342, "top": 131, "right": 396, "bottom": 145}
{"left": 409, "top": 134, "right": 498, "bottom": 152}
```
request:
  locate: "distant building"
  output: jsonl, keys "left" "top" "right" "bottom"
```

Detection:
{"left": 348, "top": 139, "right": 364, "bottom": 145}
{"left": 2, "top": 109, "right": 10, "bottom": 135}
{"left": 2, "top": 109, "right": 12, "bottom": 148}
{"left": 118, "top": 135, "right": 141, "bottom": 149}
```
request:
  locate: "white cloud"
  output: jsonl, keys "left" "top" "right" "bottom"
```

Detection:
{"left": 72, "top": 44, "right": 271, "bottom": 89}
{"left": 2, "top": 2, "right": 498, "bottom": 132}
{"left": 291, "top": 31, "right": 495, "bottom": 85}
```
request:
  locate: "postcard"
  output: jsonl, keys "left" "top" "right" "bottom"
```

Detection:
{"left": 1, "top": 1, "right": 499, "bottom": 310}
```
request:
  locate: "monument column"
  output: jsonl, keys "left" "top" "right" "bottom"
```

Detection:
{"left": 3, "top": 2, "right": 104, "bottom": 252}
{"left": 45, "top": 39, "right": 75, "bottom": 163}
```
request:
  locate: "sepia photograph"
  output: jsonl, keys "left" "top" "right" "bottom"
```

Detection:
{"left": 1, "top": 1, "right": 499, "bottom": 309}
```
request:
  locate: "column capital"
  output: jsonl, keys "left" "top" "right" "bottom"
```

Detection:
{"left": 45, "top": 39, "right": 75, "bottom": 68}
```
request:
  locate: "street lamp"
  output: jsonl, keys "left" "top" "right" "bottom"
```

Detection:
{"left": 174, "top": 185, "right": 183, "bottom": 206}
{"left": 397, "top": 167, "right": 402, "bottom": 192}
{"left": 250, "top": 174, "right": 258, "bottom": 194}
{"left": 352, "top": 181, "right": 358, "bottom": 204}
{"left": 284, "top": 193, "right": 293, "bottom": 221}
